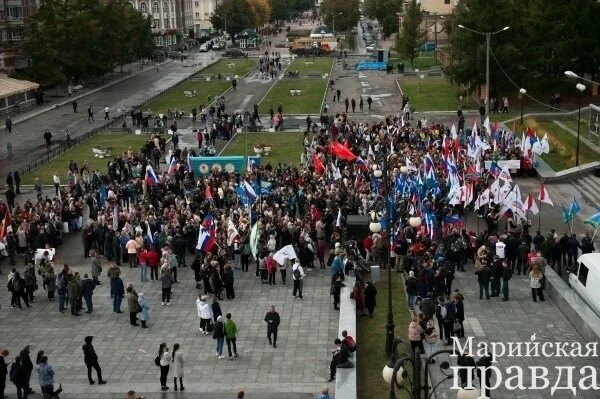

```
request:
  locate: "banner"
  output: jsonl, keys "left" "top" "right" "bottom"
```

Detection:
{"left": 484, "top": 160, "right": 521, "bottom": 170}
{"left": 189, "top": 156, "right": 245, "bottom": 175}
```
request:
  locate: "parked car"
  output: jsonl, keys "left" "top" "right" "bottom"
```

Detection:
{"left": 569, "top": 254, "right": 600, "bottom": 317}
{"left": 366, "top": 45, "right": 375, "bottom": 52}
{"left": 417, "top": 42, "right": 436, "bottom": 52}
{"left": 199, "top": 43, "right": 209, "bottom": 52}
{"left": 224, "top": 49, "right": 248, "bottom": 58}
{"left": 212, "top": 42, "right": 224, "bottom": 51}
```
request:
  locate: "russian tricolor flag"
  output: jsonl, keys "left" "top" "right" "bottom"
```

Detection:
{"left": 145, "top": 164, "right": 158, "bottom": 186}
{"left": 168, "top": 158, "right": 178, "bottom": 174}
{"left": 196, "top": 229, "right": 216, "bottom": 253}
{"left": 244, "top": 180, "right": 257, "bottom": 203}
{"left": 356, "top": 157, "right": 368, "bottom": 172}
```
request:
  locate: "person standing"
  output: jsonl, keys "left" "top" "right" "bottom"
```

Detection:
{"left": 138, "top": 293, "right": 150, "bottom": 328}
{"left": 359, "top": 97, "right": 364, "bottom": 111}
{"left": 529, "top": 265, "right": 545, "bottom": 302}
{"left": 67, "top": 274, "right": 82, "bottom": 316}
{"left": 213, "top": 315, "right": 226, "bottom": 359}
{"left": 292, "top": 260, "right": 304, "bottom": 299}
{"left": 364, "top": 280, "right": 377, "bottom": 317}
{"left": 159, "top": 267, "right": 174, "bottom": 306}
{"left": 264, "top": 305, "right": 280, "bottom": 348}
{"left": 344, "top": 98, "right": 349, "bottom": 113}
{"left": 91, "top": 251, "right": 102, "bottom": 285}
{"left": 88, "top": 106, "right": 94, "bottom": 122}
{"left": 10, "top": 271, "right": 30, "bottom": 308}
{"left": 5, "top": 117, "right": 12, "bottom": 133}
{"left": 9, "top": 355, "right": 28, "bottom": 399}
{"left": 23, "top": 264, "right": 37, "bottom": 303}
{"left": 0, "top": 349, "right": 8, "bottom": 399}
{"left": 351, "top": 98, "right": 356, "bottom": 112}
{"left": 501, "top": 261, "right": 512, "bottom": 301}
{"left": 331, "top": 275, "right": 342, "bottom": 310}
{"left": 157, "top": 344, "right": 171, "bottom": 391}
{"left": 82, "top": 336, "right": 106, "bottom": 385}
{"left": 224, "top": 313, "right": 238, "bottom": 360}
{"left": 475, "top": 263, "right": 491, "bottom": 300}
{"left": 171, "top": 343, "right": 184, "bottom": 391}
{"left": 72, "top": 100, "right": 78, "bottom": 113}
{"left": 43, "top": 130, "right": 52, "bottom": 150}
{"left": 36, "top": 356, "right": 62, "bottom": 399}
{"left": 367, "top": 96, "right": 372, "bottom": 111}
{"left": 442, "top": 295, "right": 456, "bottom": 346}
{"left": 197, "top": 295, "right": 212, "bottom": 334}
{"left": 223, "top": 265, "right": 235, "bottom": 299}
{"left": 52, "top": 173, "right": 60, "bottom": 196}
{"left": 111, "top": 274, "right": 125, "bottom": 313}
{"left": 104, "top": 106, "right": 110, "bottom": 120}
{"left": 81, "top": 274, "right": 95, "bottom": 313}
{"left": 126, "top": 286, "right": 139, "bottom": 326}
{"left": 19, "top": 346, "right": 33, "bottom": 395}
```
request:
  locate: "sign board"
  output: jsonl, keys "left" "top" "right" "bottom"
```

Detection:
{"left": 484, "top": 160, "right": 521, "bottom": 170}
{"left": 189, "top": 156, "right": 245, "bottom": 175}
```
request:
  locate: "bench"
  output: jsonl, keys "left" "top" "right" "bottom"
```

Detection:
{"left": 289, "top": 89, "right": 303, "bottom": 96}
{"left": 403, "top": 70, "right": 418, "bottom": 76}
{"left": 428, "top": 69, "right": 442, "bottom": 77}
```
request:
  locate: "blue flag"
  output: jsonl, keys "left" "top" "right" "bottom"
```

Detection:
{"left": 570, "top": 197, "right": 581, "bottom": 216}
{"left": 584, "top": 211, "right": 600, "bottom": 228}
{"left": 562, "top": 205, "right": 573, "bottom": 223}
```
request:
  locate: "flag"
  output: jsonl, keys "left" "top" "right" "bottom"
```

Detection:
{"left": 329, "top": 141, "right": 357, "bottom": 161}
{"left": 249, "top": 223, "right": 259, "bottom": 258}
{"left": 185, "top": 155, "right": 191, "bottom": 174}
{"left": 312, "top": 153, "right": 324, "bottom": 175}
{"left": 488, "top": 162, "right": 501, "bottom": 178}
{"left": 538, "top": 183, "right": 554, "bottom": 206}
{"left": 562, "top": 204, "right": 573, "bottom": 223}
{"left": 112, "top": 205, "right": 118, "bottom": 230}
{"left": 332, "top": 164, "right": 342, "bottom": 180}
{"left": 243, "top": 180, "right": 257, "bottom": 203}
{"left": 168, "top": 158, "right": 178, "bottom": 174}
{"left": 525, "top": 194, "right": 539, "bottom": 215}
{"left": 273, "top": 245, "right": 298, "bottom": 265}
{"left": 205, "top": 185, "right": 213, "bottom": 201}
{"left": 227, "top": 219, "right": 239, "bottom": 246}
{"left": 570, "top": 197, "right": 581, "bottom": 216}
{"left": 584, "top": 211, "right": 600, "bottom": 229}
{"left": 336, "top": 208, "right": 342, "bottom": 227}
{"left": 146, "top": 223, "right": 153, "bottom": 243}
{"left": 196, "top": 229, "right": 216, "bottom": 252}
{"left": 483, "top": 116, "right": 491, "bottom": 136}
{"left": 356, "top": 157, "right": 368, "bottom": 172}
{"left": 145, "top": 164, "right": 158, "bottom": 186}
{"left": 0, "top": 211, "right": 11, "bottom": 240}
{"left": 499, "top": 166, "right": 512, "bottom": 182}
{"left": 463, "top": 183, "right": 474, "bottom": 208}
{"left": 540, "top": 133, "right": 550, "bottom": 154}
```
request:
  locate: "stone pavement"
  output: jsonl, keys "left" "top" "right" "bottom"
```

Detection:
{"left": 0, "top": 230, "right": 338, "bottom": 398}
{"left": 0, "top": 53, "right": 218, "bottom": 177}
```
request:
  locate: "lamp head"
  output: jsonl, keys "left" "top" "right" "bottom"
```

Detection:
{"left": 519, "top": 88, "right": 527, "bottom": 95}
{"left": 502, "top": 26, "right": 510, "bottom": 31}
{"left": 457, "top": 24, "right": 465, "bottom": 29}
{"left": 576, "top": 83, "right": 586, "bottom": 93}
{"left": 564, "top": 70, "right": 578, "bottom": 79}
{"left": 374, "top": 169, "right": 383, "bottom": 178}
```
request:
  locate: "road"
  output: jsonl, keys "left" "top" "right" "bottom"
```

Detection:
{"left": 0, "top": 53, "right": 217, "bottom": 177}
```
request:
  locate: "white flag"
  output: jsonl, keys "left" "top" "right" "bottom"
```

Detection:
{"left": 273, "top": 245, "right": 298, "bottom": 265}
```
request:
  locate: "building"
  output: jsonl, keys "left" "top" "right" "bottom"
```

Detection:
{"left": 0, "top": 0, "right": 39, "bottom": 75}
{"left": 397, "top": 0, "right": 457, "bottom": 48}
{"left": 236, "top": 29, "right": 259, "bottom": 49}
{"left": 191, "top": 0, "right": 217, "bottom": 36}
{"left": 129, "top": 0, "right": 182, "bottom": 46}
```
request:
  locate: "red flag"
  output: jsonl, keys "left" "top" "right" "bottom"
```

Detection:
{"left": 204, "top": 185, "right": 213, "bottom": 201}
{"left": 329, "top": 141, "right": 357, "bottom": 161}
{"left": 312, "top": 153, "right": 324, "bottom": 175}
{"left": 0, "top": 211, "right": 12, "bottom": 241}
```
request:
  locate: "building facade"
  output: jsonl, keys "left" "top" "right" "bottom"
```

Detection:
{"left": 0, "top": 0, "right": 38, "bottom": 75}
{"left": 191, "top": 0, "right": 217, "bottom": 35}
{"left": 129, "top": 0, "right": 181, "bottom": 46}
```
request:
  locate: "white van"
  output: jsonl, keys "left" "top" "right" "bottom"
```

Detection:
{"left": 568, "top": 253, "right": 600, "bottom": 316}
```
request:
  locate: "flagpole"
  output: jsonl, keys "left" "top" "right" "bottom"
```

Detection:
{"left": 591, "top": 227, "right": 599, "bottom": 241}
{"left": 538, "top": 202, "right": 542, "bottom": 232}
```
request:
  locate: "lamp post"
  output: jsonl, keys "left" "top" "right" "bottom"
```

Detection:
{"left": 565, "top": 70, "right": 600, "bottom": 86}
{"left": 575, "top": 82, "right": 586, "bottom": 166}
{"left": 214, "top": 13, "right": 227, "bottom": 40}
{"left": 519, "top": 88, "right": 527, "bottom": 126}
{"left": 332, "top": 12, "right": 342, "bottom": 35}
{"left": 457, "top": 25, "right": 509, "bottom": 117}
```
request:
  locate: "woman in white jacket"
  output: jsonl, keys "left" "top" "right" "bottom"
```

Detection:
{"left": 171, "top": 343, "right": 184, "bottom": 391}
{"left": 158, "top": 343, "right": 171, "bottom": 391}
{"left": 196, "top": 294, "right": 213, "bottom": 334}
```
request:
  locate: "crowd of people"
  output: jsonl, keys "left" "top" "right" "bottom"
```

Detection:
{"left": 0, "top": 92, "right": 597, "bottom": 398}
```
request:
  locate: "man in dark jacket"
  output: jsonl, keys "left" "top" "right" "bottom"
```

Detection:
{"left": 81, "top": 274, "right": 96, "bottom": 313}
{"left": 580, "top": 232, "right": 595, "bottom": 254}
{"left": 0, "top": 349, "right": 8, "bottom": 399}
{"left": 566, "top": 234, "right": 580, "bottom": 271}
{"left": 475, "top": 264, "right": 491, "bottom": 300}
{"left": 9, "top": 355, "right": 27, "bottom": 399}
{"left": 442, "top": 296, "right": 457, "bottom": 346}
{"left": 82, "top": 336, "right": 106, "bottom": 385}
{"left": 173, "top": 234, "right": 187, "bottom": 268}
{"left": 111, "top": 275, "right": 125, "bottom": 313}
{"left": 19, "top": 345, "right": 34, "bottom": 394}
{"left": 264, "top": 305, "right": 281, "bottom": 348}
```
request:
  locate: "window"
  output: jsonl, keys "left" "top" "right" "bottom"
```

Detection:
{"left": 7, "top": 7, "right": 23, "bottom": 20}
{"left": 152, "top": 1, "right": 159, "bottom": 13}
{"left": 195, "top": 1, "right": 199, "bottom": 5}
{"left": 195, "top": 12, "right": 199, "bottom": 18}
{"left": 153, "top": 18, "right": 159, "bottom": 27}
{"left": 163, "top": 2, "right": 168, "bottom": 11}
{"left": 578, "top": 264, "right": 589, "bottom": 286}
{"left": 139, "top": 2, "right": 148, "bottom": 13}
{"left": 444, "top": 0, "right": 450, "bottom": 3}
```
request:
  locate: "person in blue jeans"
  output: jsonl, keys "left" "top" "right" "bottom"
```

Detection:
{"left": 213, "top": 315, "right": 225, "bottom": 359}
{"left": 111, "top": 275, "right": 125, "bottom": 313}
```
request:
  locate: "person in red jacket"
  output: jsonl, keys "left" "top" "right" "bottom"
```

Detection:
{"left": 363, "top": 235, "right": 373, "bottom": 262}
{"left": 146, "top": 248, "right": 159, "bottom": 281}
{"left": 266, "top": 253, "right": 277, "bottom": 285}
{"left": 138, "top": 248, "right": 149, "bottom": 282}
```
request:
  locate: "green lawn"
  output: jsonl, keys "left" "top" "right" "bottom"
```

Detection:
{"left": 388, "top": 56, "right": 441, "bottom": 71}
{"left": 259, "top": 78, "right": 328, "bottom": 114}
{"left": 22, "top": 133, "right": 153, "bottom": 185}
{"left": 286, "top": 57, "right": 333, "bottom": 77}
{"left": 144, "top": 80, "right": 230, "bottom": 114}
{"left": 397, "top": 77, "right": 477, "bottom": 111}
{"left": 525, "top": 118, "right": 598, "bottom": 171}
{"left": 221, "top": 132, "right": 305, "bottom": 167}
{"left": 197, "top": 58, "right": 257, "bottom": 77}
{"left": 357, "top": 273, "right": 411, "bottom": 399}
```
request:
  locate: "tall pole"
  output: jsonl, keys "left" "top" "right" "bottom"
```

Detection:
{"left": 520, "top": 97, "right": 524, "bottom": 126}
{"left": 384, "top": 145, "right": 394, "bottom": 359}
{"left": 576, "top": 99, "right": 581, "bottom": 167}
{"left": 485, "top": 32, "right": 491, "bottom": 116}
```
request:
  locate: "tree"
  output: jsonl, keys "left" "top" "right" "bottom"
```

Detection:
{"left": 269, "top": 0, "right": 292, "bottom": 22}
{"left": 319, "top": 0, "right": 360, "bottom": 33}
{"left": 364, "top": 0, "right": 403, "bottom": 37}
{"left": 248, "top": 0, "right": 271, "bottom": 28}
{"left": 395, "top": 0, "right": 423, "bottom": 67}
{"left": 210, "top": 0, "right": 254, "bottom": 38}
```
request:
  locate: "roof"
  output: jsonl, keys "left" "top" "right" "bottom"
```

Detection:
{"left": 312, "top": 25, "right": 333, "bottom": 35}
{"left": 237, "top": 29, "right": 259, "bottom": 39}
{"left": 579, "top": 253, "right": 600, "bottom": 268}
{"left": 0, "top": 74, "right": 39, "bottom": 98}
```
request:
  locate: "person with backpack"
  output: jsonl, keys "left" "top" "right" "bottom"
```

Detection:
{"left": 9, "top": 355, "right": 28, "bottom": 399}
{"left": 292, "top": 260, "right": 304, "bottom": 299}
{"left": 36, "top": 355, "right": 62, "bottom": 399}
{"left": 82, "top": 336, "right": 106, "bottom": 385}
{"left": 9, "top": 271, "right": 30, "bottom": 309}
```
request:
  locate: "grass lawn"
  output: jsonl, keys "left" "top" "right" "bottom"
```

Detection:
{"left": 22, "top": 133, "right": 152, "bottom": 185}
{"left": 287, "top": 57, "right": 333, "bottom": 77}
{"left": 197, "top": 58, "right": 257, "bottom": 77}
{"left": 221, "top": 131, "right": 305, "bottom": 167}
{"left": 388, "top": 56, "right": 441, "bottom": 71}
{"left": 558, "top": 118, "right": 591, "bottom": 136}
{"left": 397, "top": 77, "right": 477, "bottom": 111}
{"left": 357, "top": 273, "right": 412, "bottom": 399}
{"left": 144, "top": 80, "right": 230, "bottom": 114}
{"left": 525, "top": 118, "right": 598, "bottom": 171}
{"left": 259, "top": 78, "right": 327, "bottom": 114}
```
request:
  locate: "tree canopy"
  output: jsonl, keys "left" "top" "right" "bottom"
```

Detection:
{"left": 395, "top": 0, "right": 423, "bottom": 67}
{"left": 210, "top": 0, "right": 254, "bottom": 37}
{"left": 364, "top": 0, "right": 403, "bottom": 37}
{"left": 445, "top": 0, "right": 600, "bottom": 94}
{"left": 23, "top": 0, "right": 153, "bottom": 87}
{"left": 319, "top": 0, "right": 360, "bottom": 33}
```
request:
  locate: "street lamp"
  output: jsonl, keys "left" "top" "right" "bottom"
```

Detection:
{"left": 575, "top": 82, "right": 586, "bottom": 167}
{"left": 457, "top": 25, "right": 509, "bottom": 116}
{"left": 519, "top": 88, "right": 527, "bottom": 126}
{"left": 213, "top": 13, "right": 227, "bottom": 42}
{"left": 565, "top": 70, "right": 600, "bottom": 86}
{"left": 332, "top": 12, "right": 342, "bottom": 34}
